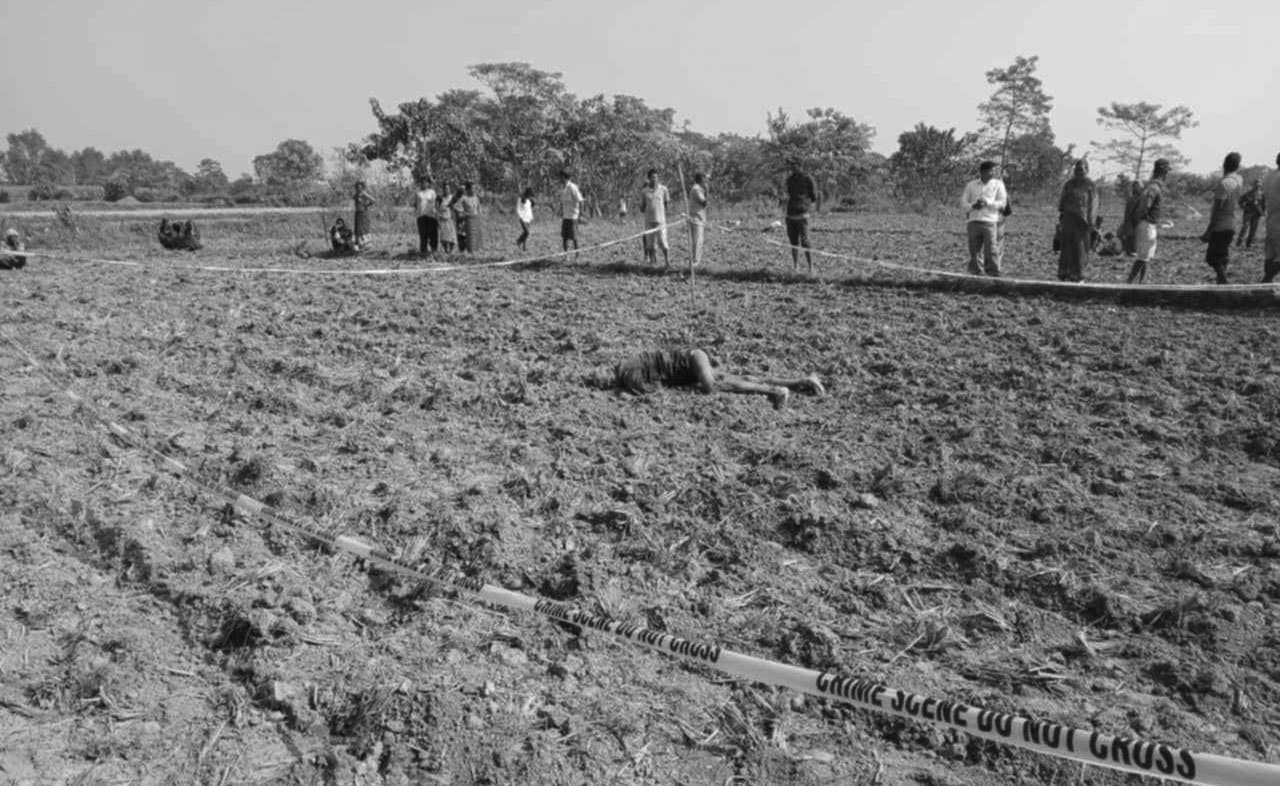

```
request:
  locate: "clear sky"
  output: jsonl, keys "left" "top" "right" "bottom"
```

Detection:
{"left": 1, "top": 0, "right": 1274, "bottom": 179}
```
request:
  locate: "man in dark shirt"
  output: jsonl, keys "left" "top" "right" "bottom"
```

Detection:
{"left": 1203, "top": 152, "right": 1243, "bottom": 284}
{"left": 593, "top": 348, "right": 825, "bottom": 409}
{"left": 784, "top": 160, "right": 819, "bottom": 272}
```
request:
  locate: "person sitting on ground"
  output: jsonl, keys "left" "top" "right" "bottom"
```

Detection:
{"left": 1090, "top": 215, "right": 1105, "bottom": 251}
{"left": 0, "top": 228, "right": 27, "bottom": 270}
{"left": 329, "top": 218, "right": 356, "bottom": 254}
{"left": 157, "top": 218, "right": 202, "bottom": 251}
{"left": 588, "top": 348, "right": 825, "bottom": 409}
{"left": 1096, "top": 231, "right": 1123, "bottom": 257}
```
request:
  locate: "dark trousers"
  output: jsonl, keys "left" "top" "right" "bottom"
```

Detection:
{"left": 417, "top": 215, "right": 439, "bottom": 254}
{"left": 1205, "top": 229, "right": 1235, "bottom": 284}
{"left": 1238, "top": 214, "right": 1260, "bottom": 248}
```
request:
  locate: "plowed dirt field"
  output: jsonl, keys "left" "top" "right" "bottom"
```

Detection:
{"left": 2, "top": 207, "right": 1278, "bottom": 785}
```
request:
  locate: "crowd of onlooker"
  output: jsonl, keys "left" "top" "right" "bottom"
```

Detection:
{"left": 959, "top": 151, "right": 1277, "bottom": 285}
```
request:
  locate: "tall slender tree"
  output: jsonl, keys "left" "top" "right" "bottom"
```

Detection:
{"left": 976, "top": 55, "right": 1053, "bottom": 171}
{"left": 1091, "top": 102, "right": 1197, "bottom": 179}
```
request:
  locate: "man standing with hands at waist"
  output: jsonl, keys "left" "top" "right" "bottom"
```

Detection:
{"left": 961, "top": 160, "right": 1007, "bottom": 277}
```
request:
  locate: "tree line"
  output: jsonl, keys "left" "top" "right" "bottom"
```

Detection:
{"left": 0, "top": 131, "right": 329, "bottom": 204}
{"left": 2, "top": 56, "right": 1237, "bottom": 207}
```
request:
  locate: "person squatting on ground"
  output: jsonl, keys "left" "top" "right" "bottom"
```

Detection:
{"left": 1237, "top": 178, "right": 1265, "bottom": 250}
{"left": 157, "top": 218, "right": 202, "bottom": 251}
{"left": 558, "top": 169, "right": 585, "bottom": 258}
{"left": 516, "top": 188, "right": 535, "bottom": 252}
{"left": 591, "top": 348, "right": 826, "bottom": 409}
{"left": 640, "top": 168, "right": 671, "bottom": 267}
{"left": 352, "top": 182, "right": 375, "bottom": 249}
{"left": 329, "top": 218, "right": 356, "bottom": 254}
{"left": 784, "top": 160, "right": 819, "bottom": 271}
{"left": 1263, "top": 153, "right": 1280, "bottom": 283}
{"left": 412, "top": 177, "right": 439, "bottom": 256}
{"left": 1203, "top": 152, "right": 1243, "bottom": 285}
{"left": 1126, "top": 158, "right": 1170, "bottom": 284}
{"left": 961, "top": 161, "right": 1007, "bottom": 277}
{"left": 1056, "top": 159, "right": 1098, "bottom": 282}
{"left": 688, "top": 172, "right": 708, "bottom": 266}
{"left": 0, "top": 228, "right": 27, "bottom": 270}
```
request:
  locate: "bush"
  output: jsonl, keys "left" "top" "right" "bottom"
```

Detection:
{"left": 196, "top": 193, "right": 234, "bottom": 207}
{"left": 133, "top": 188, "right": 182, "bottom": 204}
{"left": 28, "top": 183, "right": 57, "bottom": 201}
{"left": 0, "top": 191, "right": 10, "bottom": 204}
{"left": 103, "top": 180, "right": 128, "bottom": 202}
{"left": 54, "top": 188, "right": 76, "bottom": 200}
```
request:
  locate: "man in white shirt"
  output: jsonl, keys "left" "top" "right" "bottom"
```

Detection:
{"left": 689, "top": 172, "right": 709, "bottom": 266}
{"left": 412, "top": 176, "right": 438, "bottom": 256}
{"left": 961, "top": 161, "right": 1007, "bottom": 277}
{"left": 558, "top": 169, "right": 585, "bottom": 257}
{"left": 640, "top": 168, "right": 671, "bottom": 267}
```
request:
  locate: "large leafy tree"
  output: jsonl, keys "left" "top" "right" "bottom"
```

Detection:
{"left": 71, "top": 147, "right": 108, "bottom": 185}
{"left": 5, "top": 129, "right": 54, "bottom": 185}
{"left": 355, "top": 68, "right": 684, "bottom": 201}
{"left": 358, "top": 90, "right": 495, "bottom": 188}
{"left": 890, "top": 123, "right": 977, "bottom": 203}
{"left": 1091, "top": 101, "right": 1197, "bottom": 179}
{"left": 568, "top": 93, "right": 683, "bottom": 205}
{"left": 102, "top": 150, "right": 190, "bottom": 199}
{"left": 997, "top": 130, "right": 1074, "bottom": 195}
{"left": 976, "top": 55, "right": 1053, "bottom": 171}
{"left": 469, "top": 62, "right": 577, "bottom": 192}
{"left": 764, "top": 107, "right": 876, "bottom": 203}
{"left": 253, "top": 139, "right": 323, "bottom": 191}
{"left": 193, "top": 158, "right": 229, "bottom": 193}
{"left": 705, "top": 132, "right": 772, "bottom": 203}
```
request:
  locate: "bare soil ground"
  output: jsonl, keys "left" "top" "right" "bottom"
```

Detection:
{"left": 2, "top": 208, "right": 1278, "bottom": 785}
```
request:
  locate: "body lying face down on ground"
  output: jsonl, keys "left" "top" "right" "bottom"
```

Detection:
{"left": 588, "top": 348, "right": 825, "bottom": 408}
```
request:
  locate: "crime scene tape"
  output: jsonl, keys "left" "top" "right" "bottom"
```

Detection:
{"left": 707, "top": 219, "right": 1280, "bottom": 293}
{"left": 5, "top": 333, "right": 1279, "bottom": 786}
{"left": 19, "top": 219, "right": 685, "bottom": 276}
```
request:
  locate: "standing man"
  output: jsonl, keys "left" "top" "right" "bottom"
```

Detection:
{"left": 688, "top": 172, "right": 709, "bottom": 266}
{"left": 961, "top": 161, "right": 1007, "bottom": 277}
{"left": 1263, "top": 153, "right": 1280, "bottom": 283}
{"left": 412, "top": 176, "right": 438, "bottom": 257}
{"left": 1204, "top": 152, "right": 1244, "bottom": 284}
{"left": 784, "top": 159, "right": 819, "bottom": 271}
{"left": 640, "top": 168, "right": 672, "bottom": 267}
{"left": 1237, "top": 179, "right": 1265, "bottom": 250}
{"left": 557, "top": 169, "right": 585, "bottom": 260}
{"left": 1127, "top": 159, "right": 1170, "bottom": 285}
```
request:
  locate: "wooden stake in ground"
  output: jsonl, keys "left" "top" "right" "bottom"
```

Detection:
{"left": 677, "top": 163, "right": 694, "bottom": 308}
